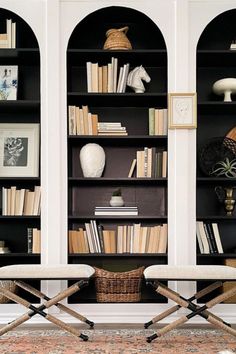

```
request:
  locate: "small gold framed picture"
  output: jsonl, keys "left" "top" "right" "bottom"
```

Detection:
{"left": 168, "top": 93, "right": 197, "bottom": 129}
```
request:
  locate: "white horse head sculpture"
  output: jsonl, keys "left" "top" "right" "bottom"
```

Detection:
{"left": 127, "top": 65, "right": 151, "bottom": 93}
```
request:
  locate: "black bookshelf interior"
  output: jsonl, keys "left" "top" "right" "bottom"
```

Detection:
{"left": 67, "top": 6, "right": 168, "bottom": 303}
{"left": 197, "top": 9, "right": 236, "bottom": 303}
{"left": 0, "top": 8, "right": 41, "bottom": 303}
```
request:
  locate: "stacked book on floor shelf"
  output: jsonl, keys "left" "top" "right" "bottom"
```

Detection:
{"left": 68, "top": 105, "right": 127, "bottom": 136}
{"left": 128, "top": 148, "right": 167, "bottom": 178}
{"left": 86, "top": 58, "right": 129, "bottom": 93}
{"left": 196, "top": 221, "right": 224, "bottom": 254}
{"left": 68, "top": 221, "right": 168, "bottom": 254}
{"left": 2, "top": 186, "right": 41, "bottom": 216}
{"left": 27, "top": 228, "right": 41, "bottom": 254}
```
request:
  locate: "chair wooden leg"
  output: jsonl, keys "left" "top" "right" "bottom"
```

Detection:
{"left": 0, "top": 281, "right": 90, "bottom": 340}
{"left": 15, "top": 280, "right": 94, "bottom": 328}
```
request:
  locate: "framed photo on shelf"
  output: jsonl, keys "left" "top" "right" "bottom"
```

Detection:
{"left": 0, "top": 123, "right": 39, "bottom": 177}
{"left": 168, "top": 93, "right": 197, "bottom": 129}
{"left": 0, "top": 65, "right": 18, "bottom": 100}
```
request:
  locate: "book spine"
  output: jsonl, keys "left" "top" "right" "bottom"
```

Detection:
{"left": 148, "top": 108, "right": 155, "bottom": 135}
{"left": 27, "top": 228, "right": 33, "bottom": 253}
{"left": 203, "top": 223, "right": 214, "bottom": 254}
{"left": 206, "top": 223, "right": 218, "bottom": 253}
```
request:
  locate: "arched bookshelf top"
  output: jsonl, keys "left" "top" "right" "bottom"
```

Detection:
{"left": 197, "top": 9, "right": 236, "bottom": 50}
{"left": 0, "top": 7, "right": 39, "bottom": 48}
{"left": 68, "top": 6, "right": 166, "bottom": 50}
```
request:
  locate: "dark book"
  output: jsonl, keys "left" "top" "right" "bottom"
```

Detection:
{"left": 203, "top": 223, "right": 214, "bottom": 254}
{"left": 206, "top": 223, "right": 218, "bottom": 253}
{"left": 27, "top": 228, "right": 33, "bottom": 254}
{"left": 97, "top": 224, "right": 105, "bottom": 253}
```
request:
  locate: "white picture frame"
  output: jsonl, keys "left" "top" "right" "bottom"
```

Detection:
{"left": 168, "top": 93, "right": 197, "bottom": 129}
{"left": 0, "top": 65, "right": 18, "bottom": 100}
{"left": 0, "top": 123, "right": 39, "bottom": 177}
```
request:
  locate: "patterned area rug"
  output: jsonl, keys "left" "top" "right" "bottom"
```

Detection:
{"left": 0, "top": 328, "right": 235, "bottom": 353}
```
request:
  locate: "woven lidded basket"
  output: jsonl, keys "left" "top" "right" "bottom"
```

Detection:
{"left": 103, "top": 26, "right": 132, "bottom": 50}
{"left": 0, "top": 280, "right": 17, "bottom": 304}
{"left": 94, "top": 266, "right": 144, "bottom": 303}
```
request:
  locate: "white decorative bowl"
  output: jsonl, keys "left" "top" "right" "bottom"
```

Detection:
{"left": 213, "top": 78, "right": 236, "bottom": 102}
{"left": 80, "top": 143, "right": 105, "bottom": 177}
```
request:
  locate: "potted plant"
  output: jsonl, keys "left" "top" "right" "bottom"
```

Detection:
{"left": 109, "top": 188, "right": 124, "bottom": 207}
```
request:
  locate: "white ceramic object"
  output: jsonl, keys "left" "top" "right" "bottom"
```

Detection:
{"left": 109, "top": 196, "right": 124, "bottom": 207}
{"left": 80, "top": 143, "right": 105, "bottom": 177}
{"left": 127, "top": 65, "right": 151, "bottom": 93}
{"left": 213, "top": 78, "right": 236, "bottom": 102}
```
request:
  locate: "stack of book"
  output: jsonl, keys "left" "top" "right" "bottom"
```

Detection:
{"left": 94, "top": 206, "right": 138, "bottom": 216}
{"left": 149, "top": 108, "right": 168, "bottom": 135}
{"left": 68, "top": 105, "right": 98, "bottom": 135}
{"left": 0, "top": 19, "right": 16, "bottom": 48}
{"left": 0, "top": 240, "right": 10, "bottom": 254}
{"left": 98, "top": 122, "right": 127, "bottom": 136}
{"left": 68, "top": 221, "right": 168, "bottom": 254}
{"left": 86, "top": 58, "right": 130, "bottom": 93}
{"left": 196, "top": 221, "right": 224, "bottom": 254}
{"left": 27, "top": 228, "right": 41, "bottom": 254}
{"left": 131, "top": 147, "right": 167, "bottom": 178}
{"left": 2, "top": 186, "right": 41, "bottom": 216}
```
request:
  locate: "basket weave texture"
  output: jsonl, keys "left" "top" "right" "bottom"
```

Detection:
{"left": 103, "top": 26, "right": 132, "bottom": 50}
{"left": 94, "top": 266, "right": 144, "bottom": 303}
{"left": 0, "top": 280, "right": 17, "bottom": 303}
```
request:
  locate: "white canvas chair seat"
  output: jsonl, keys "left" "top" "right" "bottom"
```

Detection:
{"left": 0, "top": 264, "right": 95, "bottom": 341}
{"left": 143, "top": 265, "right": 236, "bottom": 343}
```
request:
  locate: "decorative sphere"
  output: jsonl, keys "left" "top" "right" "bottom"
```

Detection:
{"left": 80, "top": 143, "right": 105, "bottom": 177}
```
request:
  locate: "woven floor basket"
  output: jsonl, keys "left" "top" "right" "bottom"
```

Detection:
{"left": 0, "top": 280, "right": 17, "bottom": 303}
{"left": 94, "top": 267, "right": 144, "bottom": 303}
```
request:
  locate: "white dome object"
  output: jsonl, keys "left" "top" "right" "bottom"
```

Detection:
{"left": 80, "top": 143, "right": 105, "bottom": 177}
{"left": 213, "top": 78, "right": 236, "bottom": 102}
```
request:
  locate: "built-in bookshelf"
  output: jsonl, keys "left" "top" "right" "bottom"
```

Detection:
{"left": 196, "top": 9, "right": 236, "bottom": 303}
{"left": 67, "top": 6, "right": 168, "bottom": 303}
{"left": 0, "top": 7, "right": 41, "bottom": 298}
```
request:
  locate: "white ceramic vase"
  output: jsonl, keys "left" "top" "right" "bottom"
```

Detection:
{"left": 213, "top": 78, "right": 236, "bottom": 102}
{"left": 80, "top": 143, "right": 105, "bottom": 177}
{"left": 109, "top": 196, "right": 124, "bottom": 207}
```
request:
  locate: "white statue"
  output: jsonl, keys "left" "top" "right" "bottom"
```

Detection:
{"left": 80, "top": 143, "right": 105, "bottom": 177}
{"left": 127, "top": 65, "right": 151, "bottom": 93}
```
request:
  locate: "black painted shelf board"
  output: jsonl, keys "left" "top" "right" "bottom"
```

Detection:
{"left": 0, "top": 253, "right": 40, "bottom": 257}
{"left": 0, "top": 177, "right": 40, "bottom": 182}
{"left": 197, "top": 253, "right": 236, "bottom": 258}
{"left": 0, "top": 216, "right": 40, "bottom": 220}
{"left": 68, "top": 253, "right": 167, "bottom": 257}
{"left": 68, "top": 215, "right": 167, "bottom": 220}
{"left": 197, "top": 177, "right": 236, "bottom": 183}
{"left": 198, "top": 101, "right": 236, "bottom": 106}
{"left": 197, "top": 216, "right": 236, "bottom": 220}
{"left": 198, "top": 101, "right": 236, "bottom": 114}
{"left": 0, "top": 48, "right": 39, "bottom": 64}
{"left": 68, "top": 49, "right": 167, "bottom": 53}
{"left": 68, "top": 135, "right": 167, "bottom": 142}
{"left": 68, "top": 177, "right": 167, "bottom": 184}
{"left": 68, "top": 92, "right": 167, "bottom": 97}
{"left": 0, "top": 100, "right": 40, "bottom": 108}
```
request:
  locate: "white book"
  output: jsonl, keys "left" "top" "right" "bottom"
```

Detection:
{"left": 121, "top": 63, "right": 130, "bottom": 93}
{"left": 2, "top": 187, "right": 7, "bottom": 215}
{"left": 158, "top": 224, "right": 168, "bottom": 253}
{"left": 197, "top": 221, "right": 210, "bottom": 254}
{"left": 11, "top": 22, "right": 16, "bottom": 48}
{"left": 91, "top": 63, "right": 98, "bottom": 92}
{"left": 163, "top": 109, "right": 168, "bottom": 135}
{"left": 91, "top": 220, "right": 101, "bottom": 253}
{"left": 140, "top": 227, "right": 148, "bottom": 253}
{"left": 87, "top": 112, "right": 93, "bottom": 135}
{"left": 116, "top": 66, "right": 124, "bottom": 93}
{"left": 212, "top": 223, "right": 224, "bottom": 253}
{"left": 33, "top": 186, "right": 41, "bottom": 216}
{"left": 107, "top": 63, "right": 113, "bottom": 93}
{"left": 18, "top": 189, "right": 26, "bottom": 216}
{"left": 113, "top": 57, "right": 118, "bottom": 93}
{"left": 85, "top": 223, "right": 94, "bottom": 253}
{"left": 86, "top": 62, "right": 92, "bottom": 92}
{"left": 128, "top": 159, "right": 137, "bottom": 178}
{"left": 10, "top": 186, "right": 16, "bottom": 215}
{"left": 196, "top": 221, "right": 204, "bottom": 254}
{"left": 6, "top": 19, "right": 12, "bottom": 48}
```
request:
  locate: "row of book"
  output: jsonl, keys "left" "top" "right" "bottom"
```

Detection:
{"left": 0, "top": 19, "right": 16, "bottom": 48}
{"left": 94, "top": 206, "right": 138, "bottom": 216}
{"left": 196, "top": 221, "right": 223, "bottom": 254}
{"left": 86, "top": 58, "right": 130, "bottom": 93}
{"left": 133, "top": 148, "right": 167, "bottom": 178}
{"left": 2, "top": 186, "right": 41, "bottom": 216}
{"left": 149, "top": 108, "right": 168, "bottom": 136}
{"left": 68, "top": 221, "right": 168, "bottom": 254}
{"left": 98, "top": 122, "right": 127, "bottom": 136}
{"left": 27, "top": 228, "right": 41, "bottom": 253}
